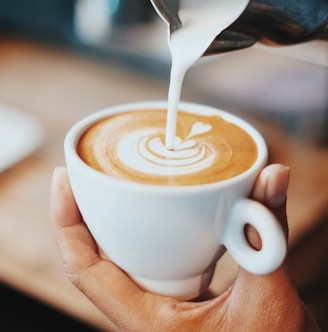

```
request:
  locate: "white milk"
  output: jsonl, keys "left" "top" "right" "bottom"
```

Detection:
{"left": 165, "top": 0, "right": 250, "bottom": 149}
{"left": 117, "top": 125, "right": 223, "bottom": 176}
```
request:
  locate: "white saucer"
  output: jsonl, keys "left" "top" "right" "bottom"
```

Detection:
{"left": 0, "top": 103, "right": 44, "bottom": 172}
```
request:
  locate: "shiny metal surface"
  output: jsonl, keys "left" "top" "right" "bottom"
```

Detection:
{"left": 150, "top": 0, "right": 181, "bottom": 33}
{"left": 150, "top": 0, "right": 328, "bottom": 55}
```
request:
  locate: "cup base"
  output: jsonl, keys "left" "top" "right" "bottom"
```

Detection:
{"left": 131, "top": 267, "right": 215, "bottom": 301}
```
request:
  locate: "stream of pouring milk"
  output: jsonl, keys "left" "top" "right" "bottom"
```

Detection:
{"left": 165, "top": 0, "right": 250, "bottom": 149}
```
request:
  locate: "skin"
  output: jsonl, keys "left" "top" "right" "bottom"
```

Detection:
{"left": 49, "top": 164, "right": 321, "bottom": 332}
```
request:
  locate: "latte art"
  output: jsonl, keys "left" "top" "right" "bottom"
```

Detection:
{"left": 77, "top": 109, "right": 257, "bottom": 185}
{"left": 117, "top": 125, "right": 232, "bottom": 177}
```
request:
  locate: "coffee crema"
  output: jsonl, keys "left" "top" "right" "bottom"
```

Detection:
{"left": 77, "top": 109, "right": 257, "bottom": 186}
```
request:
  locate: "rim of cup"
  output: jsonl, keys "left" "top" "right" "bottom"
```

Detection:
{"left": 65, "top": 100, "right": 268, "bottom": 194}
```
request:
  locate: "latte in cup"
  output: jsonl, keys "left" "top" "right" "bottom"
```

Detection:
{"left": 77, "top": 108, "right": 257, "bottom": 186}
{"left": 65, "top": 101, "right": 286, "bottom": 300}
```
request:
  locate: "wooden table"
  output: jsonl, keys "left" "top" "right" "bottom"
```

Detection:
{"left": 0, "top": 38, "right": 327, "bottom": 331}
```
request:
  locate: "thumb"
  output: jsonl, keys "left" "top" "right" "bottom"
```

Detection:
{"left": 231, "top": 165, "right": 298, "bottom": 303}
{"left": 233, "top": 163, "right": 293, "bottom": 297}
{"left": 245, "top": 163, "right": 290, "bottom": 250}
{"left": 227, "top": 165, "right": 308, "bottom": 328}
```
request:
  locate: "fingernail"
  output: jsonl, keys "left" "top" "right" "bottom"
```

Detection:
{"left": 51, "top": 167, "right": 65, "bottom": 185}
{"left": 268, "top": 166, "right": 290, "bottom": 208}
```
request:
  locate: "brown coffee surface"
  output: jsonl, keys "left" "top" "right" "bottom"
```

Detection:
{"left": 77, "top": 109, "right": 258, "bottom": 185}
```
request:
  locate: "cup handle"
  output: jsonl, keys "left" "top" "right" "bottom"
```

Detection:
{"left": 221, "top": 198, "right": 287, "bottom": 275}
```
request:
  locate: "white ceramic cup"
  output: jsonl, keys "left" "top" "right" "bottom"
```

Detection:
{"left": 64, "top": 101, "right": 286, "bottom": 301}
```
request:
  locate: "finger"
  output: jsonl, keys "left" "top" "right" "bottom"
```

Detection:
{"left": 229, "top": 165, "right": 303, "bottom": 328}
{"left": 49, "top": 167, "right": 101, "bottom": 279}
{"left": 49, "top": 167, "right": 82, "bottom": 229}
{"left": 252, "top": 163, "right": 289, "bottom": 234}
{"left": 245, "top": 164, "right": 289, "bottom": 250}
{"left": 49, "top": 167, "right": 173, "bottom": 331}
{"left": 233, "top": 164, "right": 293, "bottom": 286}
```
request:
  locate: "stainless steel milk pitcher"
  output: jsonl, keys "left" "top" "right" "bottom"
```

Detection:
{"left": 151, "top": 0, "right": 328, "bottom": 54}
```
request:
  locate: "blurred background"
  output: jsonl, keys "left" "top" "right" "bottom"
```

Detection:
{"left": 0, "top": 1, "right": 327, "bottom": 331}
